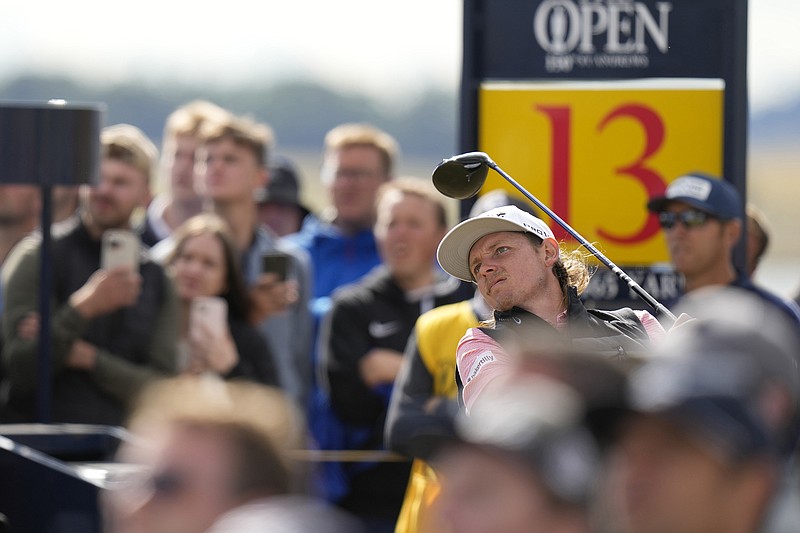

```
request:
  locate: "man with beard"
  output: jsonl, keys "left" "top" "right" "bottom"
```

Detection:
{"left": 1, "top": 124, "right": 179, "bottom": 424}
{"left": 436, "top": 205, "right": 664, "bottom": 413}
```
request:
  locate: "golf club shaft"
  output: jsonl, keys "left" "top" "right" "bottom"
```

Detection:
{"left": 488, "top": 161, "right": 677, "bottom": 322}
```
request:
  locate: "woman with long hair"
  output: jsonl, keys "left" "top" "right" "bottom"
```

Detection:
{"left": 166, "top": 213, "right": 277, "bottom": 385}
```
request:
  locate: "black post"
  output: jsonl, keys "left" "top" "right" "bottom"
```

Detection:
{"left": 36, "top": 185, "right": 52, "bottom": 423}
{"left": 0, "top": 101, "right": 103, "bottom": 423}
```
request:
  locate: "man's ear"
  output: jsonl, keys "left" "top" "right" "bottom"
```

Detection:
{"left": 543, "top": 238, "right": 560, "bottom": 267}
{"left": 724, "top": 218, "right": 743, "bottom": 248}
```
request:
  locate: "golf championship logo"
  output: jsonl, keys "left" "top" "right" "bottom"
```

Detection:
{"left": 533, "top": 0, "right": 673, "bottom": 73}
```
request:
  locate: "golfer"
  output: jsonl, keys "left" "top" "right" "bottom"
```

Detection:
{"left": 436, "top": 205, "right": 665, "bottom": 412}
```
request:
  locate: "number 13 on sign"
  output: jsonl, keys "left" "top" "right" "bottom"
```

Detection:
{"left": 478, "top": 80, "right": 724, "bottom": 265}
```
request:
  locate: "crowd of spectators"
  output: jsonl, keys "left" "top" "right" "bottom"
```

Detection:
{"left": 1, "top": 100, "right": 799, "bottom": 533}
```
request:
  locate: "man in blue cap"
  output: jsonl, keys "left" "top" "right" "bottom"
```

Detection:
{"left": 646, "top": 172, "right": 800, "bottom": 326}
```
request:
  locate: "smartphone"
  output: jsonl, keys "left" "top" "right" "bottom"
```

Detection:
{"left": 190, "top": 296, "right": 228, "bottom": 337}
{"left": 261, "top": 252, "right": 290, "bottom": 282}
{"left": 101, "top": 230, "right": 140, "bottom": 270}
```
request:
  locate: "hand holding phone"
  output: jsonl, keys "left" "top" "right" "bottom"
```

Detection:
{"left": 190, "top": 296, "right": 228, "bottom": 338}
{"left": 70, "top": 230, "right": 141, "bottom": 318}
{"left": 261, "top": 252, "right": 290, "bottom": 282}
{"left": 188, "top": 296, "right": 237, "bottom": 375}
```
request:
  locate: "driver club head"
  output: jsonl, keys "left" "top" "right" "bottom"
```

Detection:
{"left": 431, "top": 152, "right": 492, "bottom": 199}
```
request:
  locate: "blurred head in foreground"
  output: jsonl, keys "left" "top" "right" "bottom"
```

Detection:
{"left": 434, "top": 371, "right": 602, "bottom": 533}
{"left": 105, "top": 376, "right": 307, "bottom": 533}
{"left": 604, "top": 287, "right": 800, "bottom": 533}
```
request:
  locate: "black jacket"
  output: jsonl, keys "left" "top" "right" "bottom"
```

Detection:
{"left": 485, "top": 286, "right": 651, "bottom": 358}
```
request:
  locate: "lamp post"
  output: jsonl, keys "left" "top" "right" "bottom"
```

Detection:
{"left": 0, "top": 100, "right": 103, "bottom": 422}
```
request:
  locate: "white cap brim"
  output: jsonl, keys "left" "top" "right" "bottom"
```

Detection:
{"left": 437, "top": 205, "right": 556, "bottom": 282}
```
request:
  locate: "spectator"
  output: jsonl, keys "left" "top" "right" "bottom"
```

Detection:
{"left": 1, "top": 124, "right": 178, "bottom": 424}
{"left": 436, "top": 205, "right": 663, "bottom": 414}
{"left": 0, "top": 185, "right": 39, "bottom": 267}
{"left": 601, "top": 288, "right": 800, "bottom": 533}
{"left": 255, "top": 154, "right": 311, "bottom": 237}
{"left": 320, "top": 178, "right": 470, "bottom": 532}
{"left": 154, "top": 113, "right": 313, "bottom": 407}
{"left": 0, "top": 185, "right": 40, "bottom": 323}
{"left": 0, "top": 183, "right": 81, "bottom": 317}
{"left": 165, "top": 213, "right": 278, "bottom": 385}
{"left": 53, "top": 185, "right": 81, "bottom": 224}
{"left": 140, "top": 100, "right": 230, "bottom": 247}
{"left": 0, "top": 185, "right": 41, "bottom": 388}
{"left": 285, "top": 122, "right": 398, "bottom": 313}
{"left": 745, "top": 202, "right": 770, "bottom": 278}
{"left": 646, "top": 172, "right": 800, "bottom": 325}
{"left": 104, "top": 376, "right": 364, "bottom": 533}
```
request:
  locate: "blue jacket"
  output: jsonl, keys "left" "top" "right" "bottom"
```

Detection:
{"left": 284, "top": 215, "right": 382, "bottom": 303}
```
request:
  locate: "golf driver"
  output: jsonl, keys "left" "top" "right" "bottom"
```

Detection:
{"left": 432, "top": 151, "right": 677, "bottom": 322}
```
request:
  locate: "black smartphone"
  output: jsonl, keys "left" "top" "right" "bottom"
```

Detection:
{"left": 261, "top": 252, "right": 290, "bottom": 282}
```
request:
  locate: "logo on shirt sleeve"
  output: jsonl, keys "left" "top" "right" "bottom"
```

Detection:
{"left": 465, "top": 350, "right": 496, "bottom": 384}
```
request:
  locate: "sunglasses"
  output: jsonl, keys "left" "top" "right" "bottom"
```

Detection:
{"left": 658, "top": 210, "right": 714, "bottom": 230}
{"left": 150, "top": 470, "right": 187, "bottom": 498}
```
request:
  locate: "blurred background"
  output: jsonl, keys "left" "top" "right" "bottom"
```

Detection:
{"left": 0, "top": 0, "right": 797, "bottom": 297}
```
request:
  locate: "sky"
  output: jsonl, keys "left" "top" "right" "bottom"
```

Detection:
{"left": 0, "top": 1, "right": 797, "bottom": 114}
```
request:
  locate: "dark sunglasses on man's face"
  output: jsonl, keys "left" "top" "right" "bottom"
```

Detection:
{"left": 150, "top": 469, "right": 187, "bottom": 498}
{"left": 658, "top": 209, "right": 714, "bottom": 230}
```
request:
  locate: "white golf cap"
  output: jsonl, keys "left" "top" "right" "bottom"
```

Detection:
{"left": 437, "top": 205, "right": 557, "bottom": 282}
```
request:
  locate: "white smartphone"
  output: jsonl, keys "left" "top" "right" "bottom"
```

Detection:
{"left": 190, "top": 296, "right": 228, "bottom": 337}
{"left": 101, "top": 230, "right": 140, "bottom": 270}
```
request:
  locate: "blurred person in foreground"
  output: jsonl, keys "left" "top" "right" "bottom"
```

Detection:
{"left": 646, "top": 172, "right": 800, "bottom": 326}
{"left": 433, "top": 369, "right": 605, "bottom": 533}
{"left": 320, "top": 178, "right": 470, "bottom": 532}
{"left": 436, "top": 205, "right": 665, "bottom": 414}
{"left": 1, "top": 124, "right": 178, "bottom": 424}
{"left": 165, "top": 213, "right": 278, "bottom": 385}
{"left": 255, "top": 154, "right": 312, "bottom": 238}
{"left": 140, "top": 100, "right": 230, "bottom": 247}
{"left": 105, "top": 376, "right": 364, "bottom": 533}
{"left": 601, "top": 287, "right": 800, "bottom": 533}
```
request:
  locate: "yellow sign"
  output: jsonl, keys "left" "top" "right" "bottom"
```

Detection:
{"left": 479, "top": 79, "right": 724, "bottom": 265}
